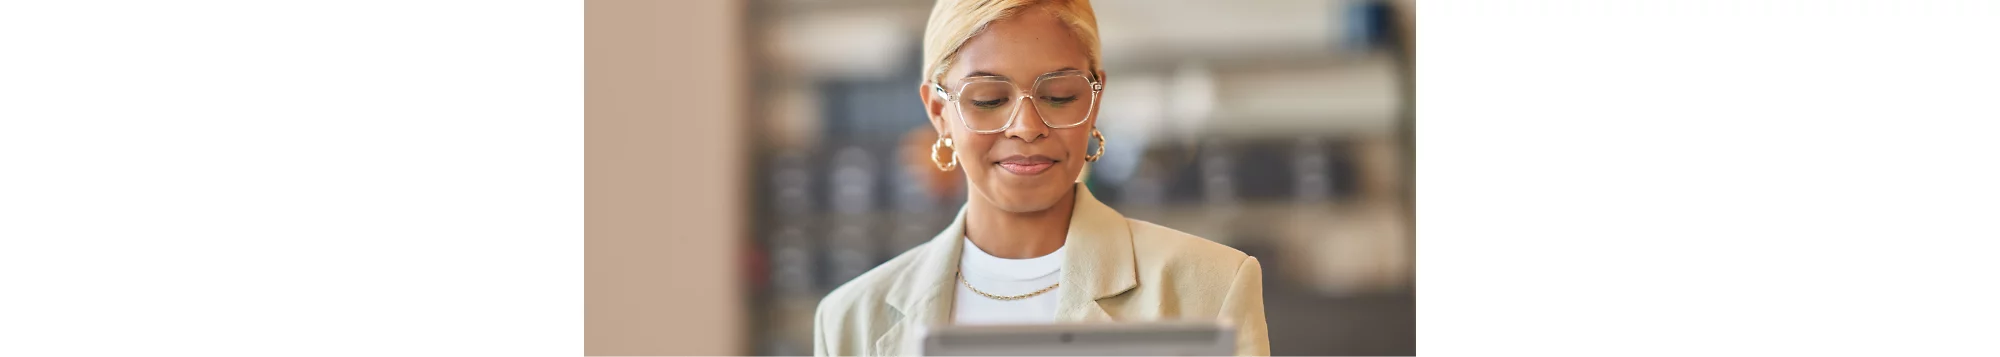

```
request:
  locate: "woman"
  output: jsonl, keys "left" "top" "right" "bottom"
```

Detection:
{"left": 813, "top": 0, "right": 1269, "bottom": 355}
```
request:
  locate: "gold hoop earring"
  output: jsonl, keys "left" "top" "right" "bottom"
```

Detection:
{"left": 932, "top": 137, "right": 958, "bottom": 171}
{"left": 1084, "top": 129, "right": 1107, "bottom": 162}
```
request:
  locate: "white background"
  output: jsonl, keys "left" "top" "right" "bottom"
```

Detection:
{"left": 1422, "top": 0, "right": 2000, "bottom": 355}
{"left": 2, "top": 0, "right": 1997, "bottom": 356}
{"left": 0, "top": 1, "right": 580, "bottom": 356}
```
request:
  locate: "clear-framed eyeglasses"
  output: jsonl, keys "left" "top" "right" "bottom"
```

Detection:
{"left": 930, "top": 69, "right": 1103, "bottom": 134}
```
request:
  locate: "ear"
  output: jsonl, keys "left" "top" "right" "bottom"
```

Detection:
{"left": 918, "top": 81, "right": 951, "bottom": 137}
{"left": 1088, "top": 69, "right": 1109, "bottom": 127}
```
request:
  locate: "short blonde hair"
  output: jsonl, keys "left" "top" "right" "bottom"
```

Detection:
{"left": 920, "top": 0, "right": 1101, "bottom": 85}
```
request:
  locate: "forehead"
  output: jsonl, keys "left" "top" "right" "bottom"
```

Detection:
{"left": 947, "top": 7, "right": 1090, "bottom": 83}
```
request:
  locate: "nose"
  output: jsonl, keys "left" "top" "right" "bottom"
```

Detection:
{"left": 1003, "top": 94, "right": 1049, "bottom": 142}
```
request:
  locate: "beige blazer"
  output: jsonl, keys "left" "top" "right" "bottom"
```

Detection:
{"left": 813, "top": 184, "right": 1270, "bottom": 356}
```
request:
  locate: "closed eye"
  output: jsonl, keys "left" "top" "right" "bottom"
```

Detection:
{"left": 971, "top": 97, "right": 1009, "bottom": 109}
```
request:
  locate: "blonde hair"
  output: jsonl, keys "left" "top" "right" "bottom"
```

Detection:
{"left": 920, "top": 0, "right": 1101, "bottom": 85}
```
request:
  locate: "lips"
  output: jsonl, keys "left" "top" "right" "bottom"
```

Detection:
{"left": 994, "top": 155, "right": 1057, "bottom": 176}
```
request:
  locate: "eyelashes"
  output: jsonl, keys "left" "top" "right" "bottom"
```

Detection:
{"left": 969, "top": 95, "right": 1078, "bottom": 110}
{"left": 971, "top": 97, "right": 1009, "bottom": 109}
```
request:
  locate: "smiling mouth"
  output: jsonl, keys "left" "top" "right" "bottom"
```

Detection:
{"left": 994, "top": 155, "right": 1057, "bottom": 176}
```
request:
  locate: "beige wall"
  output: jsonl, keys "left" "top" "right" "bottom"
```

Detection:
{"left": 586, "top": 0, "right": 746, "bottom": 355}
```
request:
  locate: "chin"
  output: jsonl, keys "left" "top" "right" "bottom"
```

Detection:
{"left": 973, "top": 170, "right": 1077, "bottom": 213}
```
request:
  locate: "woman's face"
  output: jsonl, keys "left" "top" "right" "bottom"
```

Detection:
{"left": 923, "top": 8, "right": 1101, "bottom": 213}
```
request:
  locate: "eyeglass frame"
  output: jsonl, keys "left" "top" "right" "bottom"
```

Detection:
{"left": 929, "top": 69, "right": 1104, "bottom": 135}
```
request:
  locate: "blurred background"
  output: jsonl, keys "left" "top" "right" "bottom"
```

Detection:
{"left": 586, "top": 0, "right": 1413, "bottom": 355}
{"left": 745, "top": 0, "right": 1413, "bottom": 355}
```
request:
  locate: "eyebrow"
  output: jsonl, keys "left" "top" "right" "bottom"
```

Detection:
{"left": 962, "top": 67, "right": 1081, "bottom": 80}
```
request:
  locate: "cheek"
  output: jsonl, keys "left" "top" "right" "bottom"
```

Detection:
{"left": 951, "top": 136, "right": 995, "bottom": 166}
{"left": 1068, "top": 138, "right": 1090, "bottom": 169}
{"left": 1065, "top": 131, "right": 1092, "bottom": 158}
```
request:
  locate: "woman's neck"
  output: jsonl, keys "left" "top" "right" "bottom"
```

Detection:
{"left": 963, "top": 187, "right": 1077, "bottom": 260}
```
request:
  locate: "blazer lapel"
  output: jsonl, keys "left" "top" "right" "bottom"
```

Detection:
{"left": 1055, "top": 184, "right": 1139, "bottom": 322}
{"left": 876, "top": 206, "right": 968, "bottom": 356}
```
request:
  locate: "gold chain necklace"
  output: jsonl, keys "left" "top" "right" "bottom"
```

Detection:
{"left": 957, "top": 271, "right": 1059, "bottom": 301}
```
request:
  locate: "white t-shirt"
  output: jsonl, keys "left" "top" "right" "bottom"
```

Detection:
{"left": 951, "top": 237, "right": 1065, "bottom": 325}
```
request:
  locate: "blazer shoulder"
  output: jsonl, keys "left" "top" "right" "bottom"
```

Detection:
{"left": 816, "top": 240, "right": 930, "bottom": 323}
{"left": 1125, "top": 218, "right": 1251, "bottom": 265}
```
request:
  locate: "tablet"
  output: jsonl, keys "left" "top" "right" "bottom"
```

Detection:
{"left": 920, "top": 321, "right": 1236, "bottom": 356}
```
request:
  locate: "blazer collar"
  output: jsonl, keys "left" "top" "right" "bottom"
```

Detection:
{"left": 875, "top": 183, "right": 1139, "bottom": 354}
{"left": 1051, "top": 183, "right": 1139, "bottom": 320}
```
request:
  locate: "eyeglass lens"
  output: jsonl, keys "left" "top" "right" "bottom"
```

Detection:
{"left": 954, "top": 75, "right": 1095, "bottom": 132}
